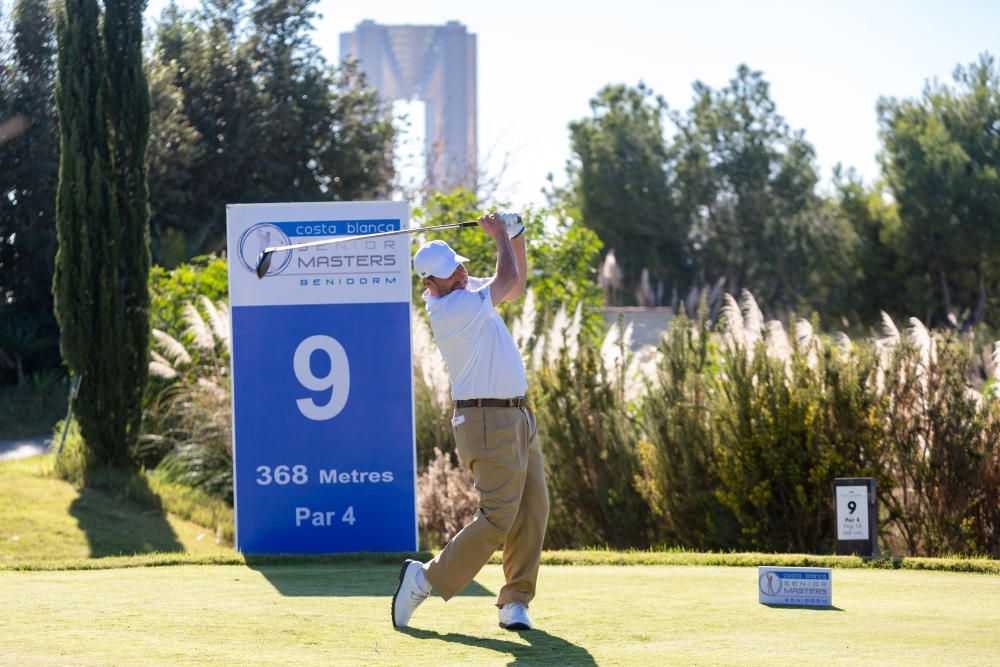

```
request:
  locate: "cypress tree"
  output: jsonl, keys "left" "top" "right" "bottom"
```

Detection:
{"left": 53, "top": 0, "right": 150, "bottom": 470}
{"left": 104, "top": 0, "right": 152, "bottom": 461}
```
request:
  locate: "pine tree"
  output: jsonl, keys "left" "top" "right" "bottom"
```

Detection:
{"left": 149, "top": 0, "right": 257, "bottom": 256}
{"left": 53, "top": 0, "right": 150, "bottom": 469}
{"left": 248, "top": 0, "right": 327, "bottom": 201}
{"left": 145, "top": 1, "right": 395, "bottom": 260}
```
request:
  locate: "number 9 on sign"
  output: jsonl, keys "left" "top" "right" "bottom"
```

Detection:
{"left": 293, "top": 335, "right": 350, "bottom": 420}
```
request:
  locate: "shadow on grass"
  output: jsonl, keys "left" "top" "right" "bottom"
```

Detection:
{"left": 69, "top": 473, "right": 184, "bottom": 557}
{"left": 400, "top": 627, "right": 597, "bottom": 666}
{"left": 762, "top": 603, "right": 845, "bottom": 611}
{"left": 245, "top": 561, "right": 494, "bottom": 598}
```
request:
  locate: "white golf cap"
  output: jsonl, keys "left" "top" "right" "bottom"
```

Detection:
{"left": 413, "top": 240, "right": 470, "bottom": 279}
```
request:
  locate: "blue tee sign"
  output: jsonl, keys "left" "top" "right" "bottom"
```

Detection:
{"left": 226, "top": 201, "right": 417, "bottom": 553}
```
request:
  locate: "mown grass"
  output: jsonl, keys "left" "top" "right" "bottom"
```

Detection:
{"left": 0, "top": 455, "right": 230, "bottom": 562}
{"left": 2, "top": 563, "right": 999, "bottom": 665}
{"left": 52, "top": 421, "right": 236, "bottom": 542}
{"left": 2, "top": 452, "right": 999, "bottom": 663}
{"left": 4, "top": 548, "right": 1000, "bottom": 575}
{"left": 3, "top": 454, "right": 999, "bottom": 576}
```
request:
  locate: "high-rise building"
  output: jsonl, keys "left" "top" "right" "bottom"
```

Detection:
{"left": 341, "top": 20, "right": 478, "bottom": 192}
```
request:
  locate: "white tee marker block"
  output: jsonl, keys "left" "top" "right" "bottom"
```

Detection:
{"left": 758, "top": 566, "right": 832, "bottom": 607}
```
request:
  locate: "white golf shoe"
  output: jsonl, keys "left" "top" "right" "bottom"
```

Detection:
{"left": 391, "top": 560, "right": 430, "bottom": 628}
{"left": 498, "top": 601, "right": 533, "bottom": 630}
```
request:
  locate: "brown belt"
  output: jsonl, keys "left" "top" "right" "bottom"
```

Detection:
{"left": 454, "top": 397, "right": 527, "bottom": 409}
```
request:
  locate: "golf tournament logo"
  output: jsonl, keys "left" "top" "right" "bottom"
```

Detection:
{"left": 759, "top": 571, "right": 783, "bottom": 596}
{"left": 238, "top": 223, "right": 291, "bottom": 276}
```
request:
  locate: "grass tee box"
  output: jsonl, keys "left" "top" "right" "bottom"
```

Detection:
{"left": 758, "top": 566, "right": 832, "bottom": 606}
{"left": 3, "top": 564, "right": 1000, "bottom": 665}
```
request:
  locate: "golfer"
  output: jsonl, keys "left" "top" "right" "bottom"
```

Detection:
{"left": 392, "top": 211, "right": 549, "bottom": 632}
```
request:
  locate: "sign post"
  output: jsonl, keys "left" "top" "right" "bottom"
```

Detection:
{"left": 226, "top": 201, "right": 417, "bottom": 554}
{"left": 834, "top": 477, "right": 878, "bottom": 557}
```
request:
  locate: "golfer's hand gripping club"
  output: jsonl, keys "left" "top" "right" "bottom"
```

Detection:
{"left": 501, "top": 213, "right": 525, "bottom": 239}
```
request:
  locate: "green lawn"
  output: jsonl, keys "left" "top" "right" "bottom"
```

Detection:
{"left": 2, "top": 454, "right": 999, "bottom": 664}
{"left": 0, "top": 455, "right": 230, "bottom": 561}
{"left": 2, "top": 563, "right": 998, "bottom": 665}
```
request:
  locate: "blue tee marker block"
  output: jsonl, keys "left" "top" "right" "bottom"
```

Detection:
{"left": 758, "top": 566, "right": 833, "bottom": 607}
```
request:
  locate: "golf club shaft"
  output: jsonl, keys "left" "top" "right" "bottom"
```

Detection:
{"left": 262, "top": 220, "right": 479, "bottom": 255}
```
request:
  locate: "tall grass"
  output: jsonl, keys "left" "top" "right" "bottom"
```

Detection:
{"left": 129, "top": 286, "right": 1000, "bottom": 557}
{"left": 709, "top": 295, "right": 883, "bottom": 552}
{"left": 141, "top": 297, "right": 234, "bottom": 501}
{"left": 874, "top": 330, "right": 1000, "bottom": 556}
{"left": 410, "top": 310, "right": 453, "bottom": 466}
{"left": 546, "top": 290, "right": 1000, "bottom": 556}
{"left": 535, "top": 321, "right": 654, "bottom": 548}
{"left": 636, "top": 304, "right": 736, "bottom": 550}
{"left": 415, "top": 447, "right": 478, "bottom": 550}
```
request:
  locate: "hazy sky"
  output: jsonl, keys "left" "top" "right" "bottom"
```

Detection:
{"left": 145, "top": 0, "right": 1000, "bottom": 206}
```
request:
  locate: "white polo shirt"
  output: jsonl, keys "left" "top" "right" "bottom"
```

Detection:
{"left": 424, "top": 276, "right": 528, "bottom": 400}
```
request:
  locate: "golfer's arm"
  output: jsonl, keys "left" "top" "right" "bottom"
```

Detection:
{"left": 489, "top": 234, "right": 518, "bottom": 307}
{"left": 502, "top": 233, "right": 527, "bottom": 302}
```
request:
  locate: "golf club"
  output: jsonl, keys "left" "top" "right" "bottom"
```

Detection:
{"left": 255, "top": 214, "right": 521, "bottom": 278}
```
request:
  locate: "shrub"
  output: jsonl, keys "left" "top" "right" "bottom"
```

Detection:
{"left": 134, "top": 253, "right": 1000, "bottom": 558}
{"left": 637, "top": 305, "right": 738, "bottom": 549}
{"left": 535, "top": 322, "right": 654, "bottom": 548}
{"left": 412, "top": 292, "right": 550, "bottom": 547}
{"left": 411, "top": 310, "right": 454, "bottom": 466}
{"left": 142, "top": 297, "right": 233, "bottom": 501}
{"left": 148, "top": 255, "right": 228, "bottom": 341}
{"left": 633, "top": 292, "right": 1000, "bottom": 557}
{"left": 52, "top": 417, "right": 87, "bottom": 486}
{"left": 711, "top": 302, "right": 880, "bottom": 553}
{"left": 874, "top": 323, "right": 1000, "bottom": 557}
{"left": 416, "top": 447, "right": 478, "bottom": 550}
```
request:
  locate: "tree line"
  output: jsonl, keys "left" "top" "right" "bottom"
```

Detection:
{"left": 0, "top": 0, "right": 395, "bottom": 386}
{"left": 2, "top": 2, "right": 999, "bottom": 393}
{"left": 146, "top": 0, "right": 394, "bottom": 264}
{"left": 560, "top": 58, "right": 1000, "bottom": 330}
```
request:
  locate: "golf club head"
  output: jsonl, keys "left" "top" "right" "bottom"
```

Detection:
{"left": 256, "top": 250, "right": 273, "bottom": 279}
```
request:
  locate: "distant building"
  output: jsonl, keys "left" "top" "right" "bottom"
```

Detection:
{"left": 341, "top": 20, "right": 477, "bottom": 191}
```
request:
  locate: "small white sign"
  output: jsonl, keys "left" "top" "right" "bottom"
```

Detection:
{"left": 836, "top": 485, "right": 869, "bottom": 540}
{"left": 758, "top": 566, "right": 832, "bottom": 606}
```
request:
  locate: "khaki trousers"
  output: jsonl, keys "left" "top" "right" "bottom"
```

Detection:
{"left": 424, "top": 404, "right": 549, "bottom": 607}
